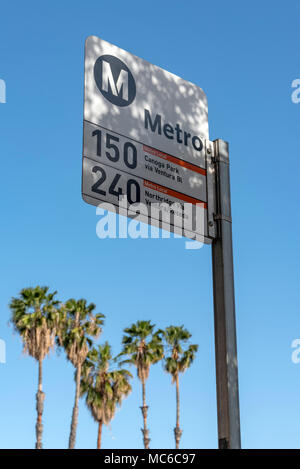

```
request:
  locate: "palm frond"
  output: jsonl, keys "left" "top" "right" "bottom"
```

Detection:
{"left": 9, "top": 286, "right": 60, "bottom": 361}
{"left": 162, "top": 325, "right": 198, "bottom": 380}
{"left": 81, "top": 342, "right": 132, "bottom": 426}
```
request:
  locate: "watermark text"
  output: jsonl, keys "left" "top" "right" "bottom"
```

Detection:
{"left": 0, "top": 79, "right": 6, "bottom": 103}
{"left": 95, "top": 196, "right": 205, "bottom": 250}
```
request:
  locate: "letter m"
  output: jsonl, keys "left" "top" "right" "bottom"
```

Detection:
{"left": 102, "top": 61, "right": 128, "bottom": 101}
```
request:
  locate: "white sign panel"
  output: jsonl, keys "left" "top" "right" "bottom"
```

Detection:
{"left": 82, "top": 35, "right": 212, "bottom": 243}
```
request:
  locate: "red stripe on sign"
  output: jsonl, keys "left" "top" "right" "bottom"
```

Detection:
{"left": 143, "top": 144, "right": 206, "bottom": 176}
{"left": 143, "top": 179, "right": 207, "bottom": 208}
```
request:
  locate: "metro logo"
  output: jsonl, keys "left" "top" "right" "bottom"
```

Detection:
{"left": 102, "top": 60, "right": 128, "bottom": 101}
{"left": 94, "top": 55, "right": 136, "bottom": 107}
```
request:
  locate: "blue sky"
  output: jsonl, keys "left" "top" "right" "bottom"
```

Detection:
{"left": 0, "top": 0, "right": 300, "bottom": 449}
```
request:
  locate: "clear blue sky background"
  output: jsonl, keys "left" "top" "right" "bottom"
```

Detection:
{"left": 0, "top": 0, "right": 299, "bottom": 449}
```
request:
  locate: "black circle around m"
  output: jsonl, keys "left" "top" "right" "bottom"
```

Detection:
{"left": 94, "top": 55, "right": 136, "bottom": 107}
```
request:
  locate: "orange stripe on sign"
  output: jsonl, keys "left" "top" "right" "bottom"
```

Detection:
{"left": 143, "top": 179, "right": 207, "bottom": 208}
{"left": 143, "top": 144, "right": 206, "bottom": 176}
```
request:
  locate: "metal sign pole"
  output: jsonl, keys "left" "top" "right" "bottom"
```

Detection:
{"left": 211, "top": 139, "right": 241, "bottom": 449}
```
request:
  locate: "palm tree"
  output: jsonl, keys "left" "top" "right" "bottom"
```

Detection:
{"left": 59, "top": 298, "right": 104, "bottom": 449}
{"left": 161, "top": 325, "right": 198, "bottom": 449}
{"left": 9, "top": 286, "right": 60, "bottom": 449}
{"left": 119, "top": 320, "right": 163, "bottom": 449}
{"left": 81, "top": 342, "right": 132, "bottom": 449}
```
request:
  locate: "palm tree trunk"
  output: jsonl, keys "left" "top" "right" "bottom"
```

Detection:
{"left": 35, "top": 358, "right": 45, "bottom": 449}
{"left": 97, "top": 420, "right": 103, "bottom": 449}
{"left": 140, "top": 378, "right": 150, "bottom": 449}
{"left": 174, "top": 374, "right": 182, "bottom": 449}
{"left": 68, "top": 362, "right": 82, "bottom": 449}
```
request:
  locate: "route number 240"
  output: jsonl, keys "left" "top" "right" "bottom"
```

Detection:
{"left": 91, "top": 166, "right": 141, "bottom": 204}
